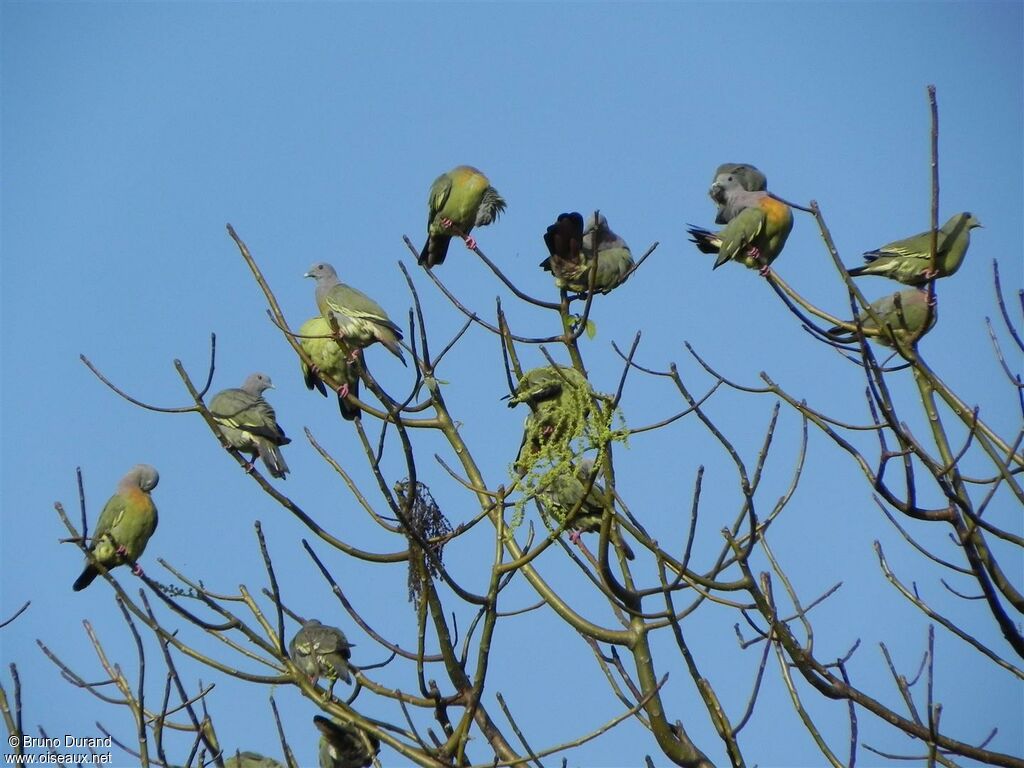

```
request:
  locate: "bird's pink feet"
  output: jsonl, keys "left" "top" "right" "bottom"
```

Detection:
{"left": 131, "top": 563, "right": 145, "bottom": 577}
{"left": 463, "top": 234, "right": 478, "bottom": 250}
{"left": 923, "top": 267, "right": 940, "bottom": 280}
{"left": 759, "top": 264, "right": 773, "bottom": 277}
{"left": 116, "top": 544, "right": 129, "bottom": 557}
{"left": 336, "top": 383, "right": 350, "bottom": 398}
{"left": 569, "top": 530, "right": 583, "bottom": 546}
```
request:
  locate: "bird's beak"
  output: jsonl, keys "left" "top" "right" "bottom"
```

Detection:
{"left": 709, "top": 183, "right": 725, "bottom": 202}
{"left": 303, "top": 271, "right": 313, "bottom": 279}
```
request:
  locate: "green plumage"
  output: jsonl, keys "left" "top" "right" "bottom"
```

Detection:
{"left": 290, "top": 620, "right": 354, "bottom": 693}
{"left": 827, "top": 289, "right": 937, "bottom": 347}
{"left": 306, "top": 262, "right": 406, "bottom": 365}
{"left": 687, "top": 191, "right": 793, "bottom": 272}
{"left": 73, "top": 464, "right": 159, "bottom": 592}
{"left": 849, "top": 212, "right": 982, "bottom": 285}
{"left": 209, "top": 373, "right": 291, "bottom": 479}
{"left": 540, "top": 212, "right": 634, "bottom": 294}
{"left": 709, "top": 163, "right": 767, "bottom": 224}
{"left": 419, "top": 165, "right": 506, "bottom": 266}
{"left": 537, "top": 460, "right": 634, "bottom": 559}
{"left": 298, "top": 317, "right": 361, "bottom": 420}
{"left": 506, "top": 366, "right": 592, "bottom": 475}
{"left": 315, "top": 716, "right": 380, "bottom": 768}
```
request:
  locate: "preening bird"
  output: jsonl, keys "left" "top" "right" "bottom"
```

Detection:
{"left": 827, "top": 289, "right": 937, "bottom": 347}
{"left": 847, "top": 212, "right": 982, "bottom": 285}
{"left": 314, "top": 716, "right": 380, "bottom": 768}
{"left": 290, "top": 619, "right": 354, "bottom": 697}
{"left": 506, "top": 366, "right": 592, "bottom": 475}
{"left": 709, "top": 163, "right": 768, "bottom": 224}
{"left": 209, "top": 373, "right": 291, "bottom": 479}
{"left": 305, "top": 262, "right": 406, "bottom": 365}
{"left": 687, "top": 190, "right": 793, "bottom": 274}
{"left": 297, "top": 316, "right": 361, "bottom": 420}
{"left": 419, "top": 165, "right": 506, "bottom": 267}
{"left": 73, "top": 464, "right": 160, "bottom": 592}
{"left": 537, "top": 460, "right": 635, "bottom": 560}
{"left": 540, "top": 212, "right": 634, "bottom": 294}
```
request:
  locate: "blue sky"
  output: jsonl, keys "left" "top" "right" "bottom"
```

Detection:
{"left": 2, "top": 2, "right": 1022, "bottom": 766}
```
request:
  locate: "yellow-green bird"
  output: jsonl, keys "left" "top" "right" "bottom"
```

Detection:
{"left": 540, "top": 212, "right": 634, "bottom": 294}
{"left": 297, "top": 316, "right": 361, "bottom": 420}
{"left": 537, "top": 459, "right": 634, "bottom": 560}
{"left": 419, "top": 165, "right": 506, "bottom": 267}
{"left": 290, "top": 619, "right": 354, "bottom": 697}
{"left": 687, "top": 190, "right": 793, "bottom": 274}
{"left": 209, "top": 373, "right": 291, "bottom": 479}
{"left": 827, "top": 289, "right": 937, "bottom": 347}
{"left": 506, "top": 366, "right": 592, "bottom": 475}
{"left": 73, "top": 464, "right": 159, "bottom": 591}
{"left": 848, "top": 212, "right": 981, "bottom": 285}
{"left": 305, "top": 262, "right": 406, "bottom": 365}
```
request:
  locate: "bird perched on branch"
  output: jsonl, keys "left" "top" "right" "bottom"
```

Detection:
{"left": 73, "top": 464, "right": 159, "bottom": 591}
{"left": 709, "top": 163, "right": 768, "bottom": 224}
{"left": 297, "top": 316, "right": 361, "bottom": 420}
{"left": 827, "top": 289, "right": 937, "bottom": 348}
{"left": 290, "top": 619, "right": 354, "bottom": 698}
{"left": 540, "top": 212, "right": 634, "bottom": 294}
{"left": 209, "top": 373, "right": 291, "bottom": 479}
{"left": 847, "top": 212, "right": 981, "bottom": 285}
{"left": 314, "top": 716, "right": 380, "bottom": 768}
{"left": 419, "top": 165, "right": 506, "bottom": 267}
{"left": 306, "top": 262, "right": 406, "bottom": 365}
{"left": 537, "top": 459, "right": 635, "bottom": 560}
{"left": 687, "top": 190, "right": 793, "bottom": 275}
{"left": 506, "top": 366, "right": 592, "bottom": 475}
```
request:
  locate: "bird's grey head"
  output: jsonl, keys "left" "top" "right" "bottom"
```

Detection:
{"left": 242, "top": 372, "right": 274, "bottom": 394}
{"left": 304, "top": 263, "right": 338, "bottom": 281}
{"left": 961, "top": 212, "right": 983, "bottom": 229}
{"left": 127, "top": 464, "right": 160, "bottom": 491}
{"left": 582, "top": 213, "right": 612, "bottom": 248}
{"left": 709, "top": 163, "right": 767, "bottom": 202}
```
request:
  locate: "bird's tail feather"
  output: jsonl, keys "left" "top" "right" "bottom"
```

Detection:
{"left": 419, "top": 235, "right": 451, "bottom": 267}
{"left": 686, "top": 226, "right": 721, "bottom": 255}
{"left": 259, "top": 442, "right": 290, "bottom": 479}
{"left": 73, "top": 565, "right": 98, "bottom": 591}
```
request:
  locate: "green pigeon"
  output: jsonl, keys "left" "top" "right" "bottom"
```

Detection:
{"left": 298, "top": 316, "right": 361, "bottom": 420}
{"left": 419, "top": 165, "right": 506, "bottom": 267}
{"left": 305, "top": 262, "right": 406, "bottom": 365}
{"left": 290, "top": 619, "right": 354, "bottom": 696}
{"left": 687, "top": 191, "right": 793, "bottom": 274}
{"left": 73, "top": 464, "right": 159, "bottom": 592}
{"left": 827, "top": 289, "right": 937, "bottom": 347}
{"left": 314, "top": 716, "right": 380, "bottom": 768}
{"left": 506, "top": 366, "right": 592, "bottom": 475}
{"left": 224, "top": 752, "right": 285, "bottom": 768}
{"left": 848, "top": 212, "right": 982, "bottom": 285}
{"left": 209, "top": 373, "right": 291, "bottom": 479}
{"left": 537, "top": 460, "right": 635, "bottom": 560}
{"left": 709, "top": 163, "right": 768, "bottom": 224}
{"left": 540, "top": 213, "right": 634, "bottom": 294}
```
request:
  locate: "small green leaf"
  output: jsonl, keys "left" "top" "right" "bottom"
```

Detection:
{"left": 585, "top": 319, "right": 598, "bottom": 340}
